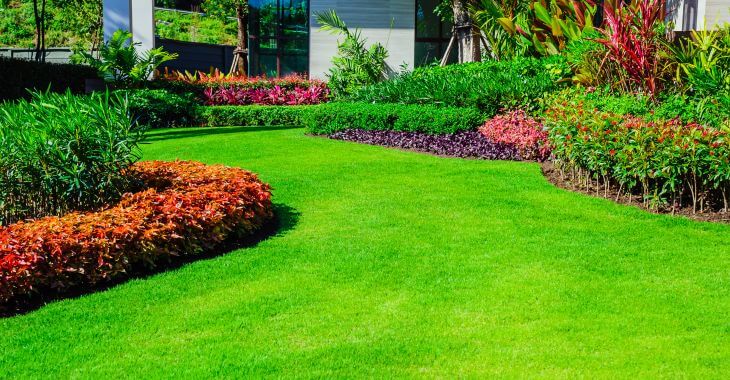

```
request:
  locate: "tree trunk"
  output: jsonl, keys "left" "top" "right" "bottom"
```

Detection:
{"left": 233, "top": 4, "right": 249, "bottom": 75}
{"left": 452, "top": 0, "right": 481, "bottom": 63}
{"left": 33, "top": 0, "right": 41, "bottom": 62}
{"left": 40, "top": 0, "right": 46, "bottom": 63}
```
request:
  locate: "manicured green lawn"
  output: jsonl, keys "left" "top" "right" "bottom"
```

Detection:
{"left": 2, "top": 126, "right": 729, "bottom": 377}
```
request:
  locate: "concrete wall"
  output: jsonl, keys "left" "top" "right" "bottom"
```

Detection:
{"left": 309, "top": 0, "right": 415, "bottom": 79}
{"left": 0, "top": 48, "right": 76, "bottom": 64}
{"left": 704, "top": 0, "right": 730, "bottom": 29}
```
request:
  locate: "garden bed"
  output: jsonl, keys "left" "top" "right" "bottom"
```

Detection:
{"left": 326, "top": 129, "right": 523, "bottom": 160}
{"left": 0, "top": 160, "right": 274, "bottom": 314}
{"left": 542, "top": 161, "right": 730, "bottom": 223}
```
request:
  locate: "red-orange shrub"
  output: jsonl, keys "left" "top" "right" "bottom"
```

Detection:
{"left": 0, "top": 161, "right": 274, "bottom": 306}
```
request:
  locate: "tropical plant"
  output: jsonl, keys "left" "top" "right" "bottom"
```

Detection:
{"left": 594, "top": 0, "right": 672, "bottom": 96}
{"left": 495, "top": 0, "right": 597, "bottom": 57}
{"left": 562, "top": 29, "right": 611, "bottom": 85}
{"left": 314, "top": 10, "right": 389, "bottom": 97}
{"left": 545, "top": 90, "right": 730, "bottom": 213}
{"left": 202, "top": 85, "right": 329, "bottom": 106}
{"left": 72, "top": 29, "right": 177, "bottom": 87}
{"left": 157, "top": 68, "right": 319, "bottom": 89}
{"left": 667, "top": 24, "right": 730, "bottom": 95}
{"left": 469, "top": 0, "right": 532, "bottom": 60}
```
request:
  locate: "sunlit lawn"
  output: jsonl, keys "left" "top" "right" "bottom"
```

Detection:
{"left": 1, "top": 126, "right": 728, "bottom": 377}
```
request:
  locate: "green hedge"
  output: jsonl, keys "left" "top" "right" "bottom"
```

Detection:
{"left": 346, "top": 57, "right": 567, "bottom": 116}
{"left": 117, "top": 89, "right": 200, "bottom": 129}
{"left": 302, "top": 102, "right": 485, "bottom": 135}
{"left": 197, "top": 105, "right": 311, "bottom": 127}
{"left": 198, "top": 103, "right": 484, "bottom": 134}
{"left": 0, "top": 57, "right": 98, "bottom": 102}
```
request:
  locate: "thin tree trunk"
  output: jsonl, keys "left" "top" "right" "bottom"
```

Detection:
{"left": 232, "top": 4, "right": 249, "bottom": 75}
{"left": 452, "top": 0, "right": 481, "bottom": 63}
{"left": 40, "top": 0, "right": 47, "bottom": 62}
{"left": 33, "top": 0, "right": 41, "bottom": 61}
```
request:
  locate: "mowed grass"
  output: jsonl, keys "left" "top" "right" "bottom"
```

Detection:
{"left": 1, "top": 126, "right": 729, "bottom": 378}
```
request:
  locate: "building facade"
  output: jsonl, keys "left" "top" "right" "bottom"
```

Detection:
{"left": 247, "top": 0, "right": 454, "bottom": 79}
{"left": 668, "top": 0, "right": 730, "bottom": 31}
{"left": 107, "top": 0, "right": 730, "bottom": 78}
{"left": 104, "top": 0, "right": 452, "bottom": 78}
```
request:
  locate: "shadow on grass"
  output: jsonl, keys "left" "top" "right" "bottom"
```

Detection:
{"left": 0, "top": 203, "right": 301, "bottom": 318}
{"left": 144, "top": 126, "right": 303, "bottom": 142}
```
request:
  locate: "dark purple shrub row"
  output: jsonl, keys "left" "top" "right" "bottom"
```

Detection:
{"left": 328, "top": 129, "right": 524, "bottom": 160}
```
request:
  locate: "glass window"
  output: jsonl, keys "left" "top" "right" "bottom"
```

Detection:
{"left": 249, "top": 0, "right": 309, "bottom": 77}
{"left": 415, "top": 0, "right": 453, "bottom": 67}
{"left": 416, "top": 0, "right": 441, "bottom": 38}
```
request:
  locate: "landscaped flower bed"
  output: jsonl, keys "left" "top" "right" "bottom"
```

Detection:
{"left": 155, "top": 70, "right": 330, "bottom": 106}
{"left": 0, "top": 160, "right": 274, "bottom": 308}
{"left": 544, "top": 97, "right": 730, "bottom": 215}
{"left": 202, "top": 85, "right": 329, "bottom": 106}
{"left": 328, "top": 129, "right": 522, "bottom": 160}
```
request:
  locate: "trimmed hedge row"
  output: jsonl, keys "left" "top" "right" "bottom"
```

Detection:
{"left": 0, "top": 57, "right": 98, "bottom": 101}
{"left": 119, "top": 89, "right": 200, "bottom": 129}
{"left": 198, "top": 103, "right": 485, "bottom": 134}
{"left": 197, "top": 105, "right": 310, "bottom": 127}
{"left": 304, "top": 103, "right": 485, "bottom": 135}
{"left": 0, "top": 160, "right": 274, "bottom": 307}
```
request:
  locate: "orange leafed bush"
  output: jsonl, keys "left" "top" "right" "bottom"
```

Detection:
{"left": 0, "top": 161, "right": 274, "bottom": 306}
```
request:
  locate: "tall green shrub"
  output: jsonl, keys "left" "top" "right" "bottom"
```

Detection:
{"left": 0, "top": 91, "right": 143, "bottom": 225}
{"left": 348, "top": 57, "right": 565, "bottom": 116}
{"left": 303, "top": 102, "right": 484, "bottom": 135}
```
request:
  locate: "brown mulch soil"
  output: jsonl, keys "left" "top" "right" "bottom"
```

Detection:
{"left": 541, "top": 161, "right": 730, "bottom": 224}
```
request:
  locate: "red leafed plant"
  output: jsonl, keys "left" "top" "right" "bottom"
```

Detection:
{"left": 479, "top": 110, "right": 551, "bottom": 161}
{"left": 595, "top": 0, "right": 672, "bottom": 96}
{"left": 159, "top": 68, "right": 321, "bottom": 89}
{"left": 203, "top": 84, "right": 329, "bottom": 106}
{"left": 0, "top": 161, "right": 274, "bottom": 309}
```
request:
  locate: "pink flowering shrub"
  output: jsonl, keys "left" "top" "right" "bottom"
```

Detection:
{"left": 478, "top": 110, "right": 550, "bottom": 161}
{"left": 203, "top": 84, "right": 329, "bottom": 106}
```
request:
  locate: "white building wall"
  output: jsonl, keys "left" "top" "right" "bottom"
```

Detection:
{"left": 309, "top": 0, "right": 415, "bottom": 79}
{"left": 705, "top": 0, "right": 730, "bottom": 29}
{"left": 103, "top": 0, "right": 155, "bottom": 52}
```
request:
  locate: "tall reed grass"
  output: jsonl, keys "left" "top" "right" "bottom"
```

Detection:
{"left": 0, "top": 91, "right": 143, "bottom": 225}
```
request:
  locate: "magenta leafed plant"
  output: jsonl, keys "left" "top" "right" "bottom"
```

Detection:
{"left": 595, "top": 0, "right": 669, "bottom": 96}
{"left": 478, "top": 110, "right": 550, "bottom": 161}
{"left": 203, "top": 84, "right": 330, "bottom": 106}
